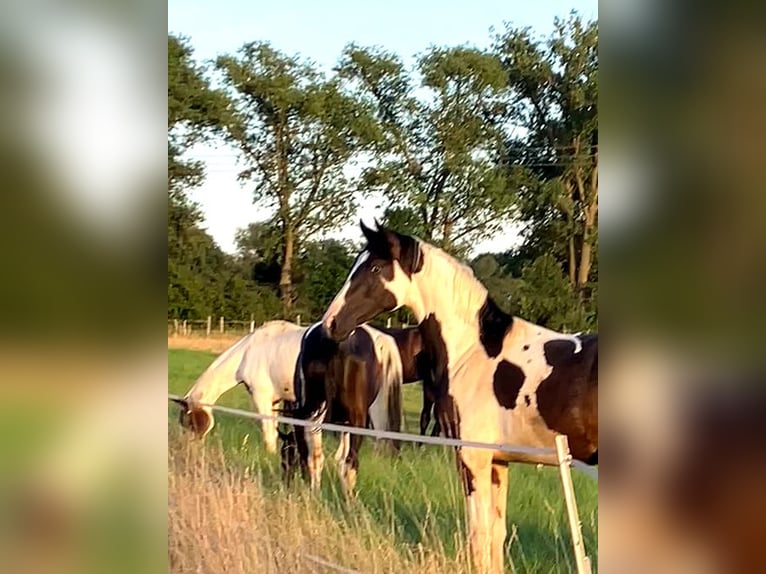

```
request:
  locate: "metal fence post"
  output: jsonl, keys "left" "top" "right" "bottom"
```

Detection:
{"left": 555, "top": 434, "right": 592, "bottom": 574}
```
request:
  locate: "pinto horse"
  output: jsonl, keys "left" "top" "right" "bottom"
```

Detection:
{"left": 320, "top": 221, "right": 598, "bottom": 574}
{"left": 379, "top": 325, "right": 441, "bottom": 437}
{"left": 283, "top": 322, "right": 403, "bottom": 495}
{"left": 171, "top": 320, "right": 305, "bottom": 453}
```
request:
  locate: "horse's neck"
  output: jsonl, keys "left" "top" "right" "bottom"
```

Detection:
{"left": 186, "top": 334, "right": 250, "bottom": 406}
{"left": 410, "top": 249, "right": 488, "bottom": 367}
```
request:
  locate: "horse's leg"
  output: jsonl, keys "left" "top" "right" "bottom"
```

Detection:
{"left": 251, "top": 383, "right": 278, "bottom": 454}
{"left": 460, "top": 448, "right": 494, "bottom": 574}
{"left": 305, "top": 428, "right": 324, "bottom": 491}
{"left": 342, "top": 431, "right": 363, "bottom": 498}
{"left": 490, "top": 461, "right": 509, "bottom": 574}
{"left": 335, "top": 432, "right": 350, "bottom": 474}
{"left": 420, "top": 389, "right": 433, "bottom": 436}
{"left": 430, "top": 403, "right": 442, "bottom": 437}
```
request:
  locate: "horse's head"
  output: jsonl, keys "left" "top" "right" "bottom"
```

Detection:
{"left": 322, "top": 220, "right": 424, "bottom": 341}
{"left": 170, "top": 397, "right": 214, "bottom": 438}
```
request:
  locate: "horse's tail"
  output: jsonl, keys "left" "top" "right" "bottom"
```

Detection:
{"left": 384, "top": 345, "right": 403, "bottom": 452}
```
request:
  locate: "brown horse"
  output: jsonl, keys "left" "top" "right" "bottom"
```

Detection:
{"left": 282, "top": 322, "right": 402, "bottom": 496}
{"left": 378, "top": 325, "right": 441, "bottom": 437}
{"left": 319, "top": 221, "right": 598, "bottom": 574}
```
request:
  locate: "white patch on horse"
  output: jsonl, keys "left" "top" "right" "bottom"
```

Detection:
{"left": 380, "top": 259, "right": 408, "bottom": 311}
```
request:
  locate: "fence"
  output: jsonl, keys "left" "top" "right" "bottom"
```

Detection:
{"left": 168, "top": 394, "right": 595, "bottom": 574}
{"left": 168, "top": 315, "right": 405, "bottom": 337}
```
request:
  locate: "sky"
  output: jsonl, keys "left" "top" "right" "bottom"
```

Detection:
{"left": 169, "top": 0, "right": 597, "bottom": 255}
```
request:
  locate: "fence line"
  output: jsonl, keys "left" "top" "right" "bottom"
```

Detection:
{"left": 168, "top": 316, "right": 416, "bottom": 337}
{"left": 168, "top": 394, "right": 597, "bottom": 481}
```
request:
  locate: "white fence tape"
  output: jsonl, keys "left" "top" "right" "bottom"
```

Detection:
{"left": 168, "top": 395, "right": 597, "bottom": 480}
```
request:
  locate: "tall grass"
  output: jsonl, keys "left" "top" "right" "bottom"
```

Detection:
{"left": 168, "top": 349, "right": 598, "bottom": 573}
{"left": 169, "top": 438, "right": 472, "bottom": 574}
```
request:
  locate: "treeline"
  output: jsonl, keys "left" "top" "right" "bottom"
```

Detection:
{"left": 168, "top": 13, "right": 597, "bottom": 332}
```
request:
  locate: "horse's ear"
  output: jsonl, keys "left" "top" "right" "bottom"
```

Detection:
{"left": 379, "top": 227, "right": 423, "bottom": 274}
{"left": 361, "top": 219, "right": 393, "bottom": 260}
{"left": 170, "top": 397, "right": 188, "bottom": 411}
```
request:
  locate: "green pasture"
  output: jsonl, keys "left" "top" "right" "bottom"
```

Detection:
{"left": 168, "top": 348, "right": 598, "bottom": 573}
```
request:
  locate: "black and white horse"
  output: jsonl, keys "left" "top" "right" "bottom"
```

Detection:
{"left": 281, "top": 322, "right": 403, "bottom": 496}
{"left": 319, "top": 221, "right": 598, "bottom": 573}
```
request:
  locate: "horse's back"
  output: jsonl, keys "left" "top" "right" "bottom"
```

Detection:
{"left": 238, "top": 323, "right": 306, "bottom": 400}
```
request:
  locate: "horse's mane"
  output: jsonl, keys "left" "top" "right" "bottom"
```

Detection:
{"left": 419, "top": 242, "right": 490, "bottom": 317}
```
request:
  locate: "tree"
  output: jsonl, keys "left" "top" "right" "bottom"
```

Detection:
{"left": 216, "top": 42, "right": 378, "bottom": 314}
{"left": 293, "top": 239, "right": 355, "bottom": 320}
{"left": 494, "top": 14, "right": 598, "bottom": 295}
{"left": 515, "top": 254, "right": 595, "bottom": 332}
{"left": 337, "top": 44, "right": 516, "bottom": 255}
{"left": 168, "top": 34, "right": 241, "bottom": 322}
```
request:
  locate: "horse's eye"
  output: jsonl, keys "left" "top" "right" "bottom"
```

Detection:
{"left": 371, "top": 264, "right": 381, "bottom": 274}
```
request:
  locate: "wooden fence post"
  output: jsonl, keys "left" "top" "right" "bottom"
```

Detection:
{"left": 296, "top": 314, "right": 301, "bottom": 326}
{"left": 250, "top": 319, "right": 255, "bottom": 333}
{"left": 386, "top": 317, "right": 392, "bottom": 328}
{"left": 206, "top": 316, "right": 211, "bottom": 337}
{"left": 182, "top": 319, "right": 187, "bottom": 336}
{"left": 219, "top": 316, "right": 224, "bottom": 334}
{"left": 173, "top": 319, "right": 179, "bottom": 336}
{"left": 555, "top": 434, "right": 592, "bottom": 574}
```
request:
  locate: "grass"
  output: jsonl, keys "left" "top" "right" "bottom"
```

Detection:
{"left": 168, "top": 348, "right": 598, "bottom": 573}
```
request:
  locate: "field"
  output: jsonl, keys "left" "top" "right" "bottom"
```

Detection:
{"left": 168, "top": 348, "right": 598, "bottom": 573}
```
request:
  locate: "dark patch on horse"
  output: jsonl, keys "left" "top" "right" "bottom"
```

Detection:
{"left": 493, "top": 360, "right": 526, "bottom": 409}
{"left": 380, "top": 324, "right": 442, "bottom": 437}
{"left": 536, "top": 334, "right": 598, "bottom": 463}
{"left": 458, "top": 458, "right": 475, "bottom": 495}
{"left": 585, "top": 450, "right": 597, "bottom": 466}
{"left": 478, "top": 297, "right": 513, "bottom": 358}
{"left": 524, "top": 394, "right": 531, "bottom": 407}
{"left": 360, "top": 220, "right": 423, "bottom": 276}
{"left": 188, "top": 408, "right": 211, "bottom": 434}
{"left": 523, "top": 344, "right": 529, "bottom": 351}
{"left": 543, "top": 339, "right": 577, "bottom": 368}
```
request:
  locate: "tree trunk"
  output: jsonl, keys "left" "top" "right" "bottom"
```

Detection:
{"left": 279, "top": 226, "right": 295, "bottom": 315}
{"left": 568, "top": 236, "right": 577, "bottom": 285}
{"left": 577, "top": 160, "right": 598, "bottom": 288}
{"left": 578, "top": 235, "right": 592, "bottom": 288}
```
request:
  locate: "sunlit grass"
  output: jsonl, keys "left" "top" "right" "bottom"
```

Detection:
{"left": 168, "top": 349, "right": 597, "bottom": 573}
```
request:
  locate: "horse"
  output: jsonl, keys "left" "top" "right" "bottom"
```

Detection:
{"left": 171, "top": 320, "right": 306, "bottom": 454}
{"left": 282, "top": 321, "right": 403, "bottom": 496}
{"left": 378, "top": 325, "right": 441, "bottom": 437}
{"left": 319, "top": 221, "right": 598, "bottom": 574}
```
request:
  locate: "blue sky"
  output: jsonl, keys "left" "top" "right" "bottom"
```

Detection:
{"left": 169, "top": 0, "right": 597, "bottom": 254}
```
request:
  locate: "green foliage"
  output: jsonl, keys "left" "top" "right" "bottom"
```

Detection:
{"left": 166, "top": 16, "right": 598, "bottom": 329}
{"left": 339, "top": 43, "right": 515, "bottom": 254}
{"left": 168, "top": 34, "right": 232, "bottom": 195}
{"left": 293, "top": 239, "right": 356, "bottom": 319}
{"left": 216, "top": 42, "right": 379, "bottom": 312}
{"left": 494, "top": 15, "right": 598, "bottom": 295}
{"left": 516, "top": 255, "right": 596, "bottom": 332}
